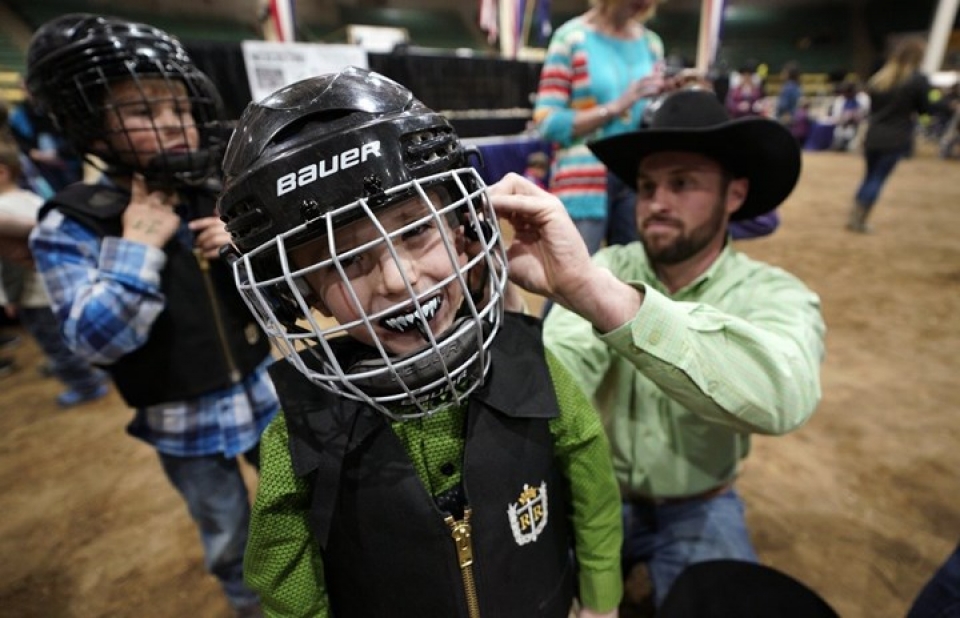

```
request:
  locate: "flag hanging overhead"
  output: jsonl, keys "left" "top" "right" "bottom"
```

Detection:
{"left": 480, "top": 0, "right": 552, "bottom": 56}
{"left": 479, "top": 0, "right": 499, "bottom": 44}
{"left": 696, "top": 0, "right": 725, "bottom": 73}
{"left": 259, "top": 0, "right": 297, "bottom": 42}
{"left": 532, "top": 0, "right": 552, "bottom": 45}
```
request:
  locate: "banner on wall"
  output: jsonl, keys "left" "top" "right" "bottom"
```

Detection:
{"left": 241, "top": 40, "right": 369, "bottom": 103}
{"left": 347, "top": 25, "right": 409, "bottom": 53}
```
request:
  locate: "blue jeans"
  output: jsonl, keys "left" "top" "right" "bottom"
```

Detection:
{"left": 159, "top": 451, "right": 259, "bottom": 609}
{"left": 854, "top": 148, "right": 906, "bottom": 210}
{"left": 606, "top": 171, "right": 639, "bottom": 247}
{"left": 621, "top": 487, "right": 758, "bottom": 607}
{"left": 18, "top": 306, "right": 107, "bottom": 393}
{"left": 907, "top": 542, "right": 960, "bottom": 618}
{"left": 574, "top": 217, "right": 607, "bottom": 256}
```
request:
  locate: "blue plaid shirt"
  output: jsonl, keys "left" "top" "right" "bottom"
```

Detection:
{"left": 29, "top": 204, "right": 279, "bottom": 458}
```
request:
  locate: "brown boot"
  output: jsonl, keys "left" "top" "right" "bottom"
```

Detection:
{"left": 846, "top": 202, "right": 871, "bottom": 233}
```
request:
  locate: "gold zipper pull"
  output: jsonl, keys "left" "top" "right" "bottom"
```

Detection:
{"left": 445, "top": 508, "right": 474, "bottom": 568}
{"left": 193, "top": 247, "right": 210, "bottom": 270}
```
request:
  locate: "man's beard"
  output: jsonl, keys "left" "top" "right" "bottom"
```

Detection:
{"left": 640, "top": 197, "right": 728, "bottom": 266}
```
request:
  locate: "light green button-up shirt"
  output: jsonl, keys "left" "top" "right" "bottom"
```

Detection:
{"left": 544, "top": 242, "right": 826, "bottom": 499}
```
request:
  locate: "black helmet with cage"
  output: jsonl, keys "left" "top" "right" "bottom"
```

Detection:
{"left": 218, "top": 66, "right": 507, "bottom": 420}
{"left": 24, "top": 13, "right": 226, "bottom": 186}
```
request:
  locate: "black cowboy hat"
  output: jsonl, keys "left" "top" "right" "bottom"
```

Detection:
{"left": 588, "top": 89, "right": 801, "bottom": 220}
{"left": 658, "top": 560, "right": 840, "bottom": 618}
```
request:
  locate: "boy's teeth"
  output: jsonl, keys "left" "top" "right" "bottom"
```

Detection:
{"left": 384, "top": 296, "right": 440, "bottom": 332}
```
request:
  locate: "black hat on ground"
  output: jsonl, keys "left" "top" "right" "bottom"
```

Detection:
{"left": 658, "top": 559, "right": 840, "bottom": 618}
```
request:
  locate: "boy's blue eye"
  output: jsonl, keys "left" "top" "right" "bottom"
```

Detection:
{"left": 400, "top": 222, "right": 432, "bottom": 240}
{"left": 337, "top": 254, "right": 363, "bottom": 269}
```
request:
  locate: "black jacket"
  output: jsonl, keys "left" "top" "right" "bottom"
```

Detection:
{"left": 865, "top": 72, "right": 931, "bottom": 153}
{"left": 42, "top": 182, "right": 270, "bottom": 407}
{"left": 270, "top": 313, "right": 577, "bottom": 617}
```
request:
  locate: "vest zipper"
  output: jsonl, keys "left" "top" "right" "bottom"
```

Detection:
{"left": 194, "top": 248, "right": 241, "bottom": 383}
{"left": 445, "top": 507, "right": 481, "bottom": 618}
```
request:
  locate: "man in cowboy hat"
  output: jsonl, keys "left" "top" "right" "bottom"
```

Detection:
{"left": 489, "top": 88, "right": 825, "bottom": 608}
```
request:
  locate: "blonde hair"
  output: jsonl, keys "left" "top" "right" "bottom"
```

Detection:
{"left": 591, "top": 0, "right": 664, "bottom": 21}
{"left": 869, "top": 36, "right": 926, "bottom": 92}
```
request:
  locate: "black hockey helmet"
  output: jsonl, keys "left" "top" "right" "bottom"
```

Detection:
{"left": 220, "top": 66, "right": 475, "bottom": 254}
{"left": 219, "top": 67, "right": 506, "bottom": 420}
{"left": 25, "top": 13, "right": 226, "bottom": 185}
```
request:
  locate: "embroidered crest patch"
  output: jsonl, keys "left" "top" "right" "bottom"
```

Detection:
{"left": 507, "top": 481, "right": 549, "bottom": 546}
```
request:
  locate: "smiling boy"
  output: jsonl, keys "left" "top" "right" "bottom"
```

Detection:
{"left": 218, "top": 66, "right": 623, "bottom": 618}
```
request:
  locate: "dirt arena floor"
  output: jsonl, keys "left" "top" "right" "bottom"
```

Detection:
{"left": 1, "top": 142, "right": 958, "bottom": 618}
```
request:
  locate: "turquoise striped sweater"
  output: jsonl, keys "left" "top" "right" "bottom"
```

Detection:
{"left": 534, "top": 16, "right": 664, "bottom": 221}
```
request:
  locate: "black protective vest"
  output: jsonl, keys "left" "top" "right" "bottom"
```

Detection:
{"left": 41, "top": 182, "right": 270, "bottom": 408}
{"left": 271, "top": 313, "right": 576, "bottom": 617}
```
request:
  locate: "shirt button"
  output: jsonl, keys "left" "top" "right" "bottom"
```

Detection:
{"left": 440, "top": 462, "right": 456, "bottom": 476}
{"left": 649, "top": 330, "right": 662, "bottom": 345}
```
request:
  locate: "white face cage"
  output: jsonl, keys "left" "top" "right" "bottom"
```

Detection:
{"left": 233, "top": 168, "right": 507, "bottom": 421}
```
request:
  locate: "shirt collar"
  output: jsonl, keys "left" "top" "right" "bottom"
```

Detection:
{"left": 644, "top": 240, "right": 738, "bottom": 299}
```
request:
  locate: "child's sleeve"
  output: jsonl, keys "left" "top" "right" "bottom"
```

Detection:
{"left": 545, "top": 349, "right": 623, "bottom": 613}
{"left": 245, "top": 413, "right": 331, "bottom": 618}
{"left": 534, "top": 24, "right": 580, "bottom": 146}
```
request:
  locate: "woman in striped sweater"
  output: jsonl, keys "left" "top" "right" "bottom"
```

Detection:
{"left": 533, "top": 0, "right": 666, "bottom": 257}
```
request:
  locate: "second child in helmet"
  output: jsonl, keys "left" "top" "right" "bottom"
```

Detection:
{"left": 25, "top": 14, "right": 278, "bottom": 616}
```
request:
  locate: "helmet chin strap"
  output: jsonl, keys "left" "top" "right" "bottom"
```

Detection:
{"left": 142, "top": 149, "right": 219, "bottom": 189}
{"left": 98, "top": 149, "right": 218, "bottom": 190}
{"left": 341, "top": 315, "right": 492, "bottom": 403}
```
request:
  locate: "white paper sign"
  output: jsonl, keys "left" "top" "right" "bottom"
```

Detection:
{"left": 347, "top": 25, "right": 409, "bottom": 54}
{"left": 241, "top": 40, "right": 369, "bottom": 103}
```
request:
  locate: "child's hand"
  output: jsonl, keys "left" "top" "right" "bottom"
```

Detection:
{"left": 122, "top": 174, "right": 180, "bottom": 249}
{"left": 188, "top": 217, "right": 232, "bottom": 260}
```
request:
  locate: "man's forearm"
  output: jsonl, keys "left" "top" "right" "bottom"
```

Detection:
{"left": 559, "top": 266, "right": 644, "bottom": 334}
